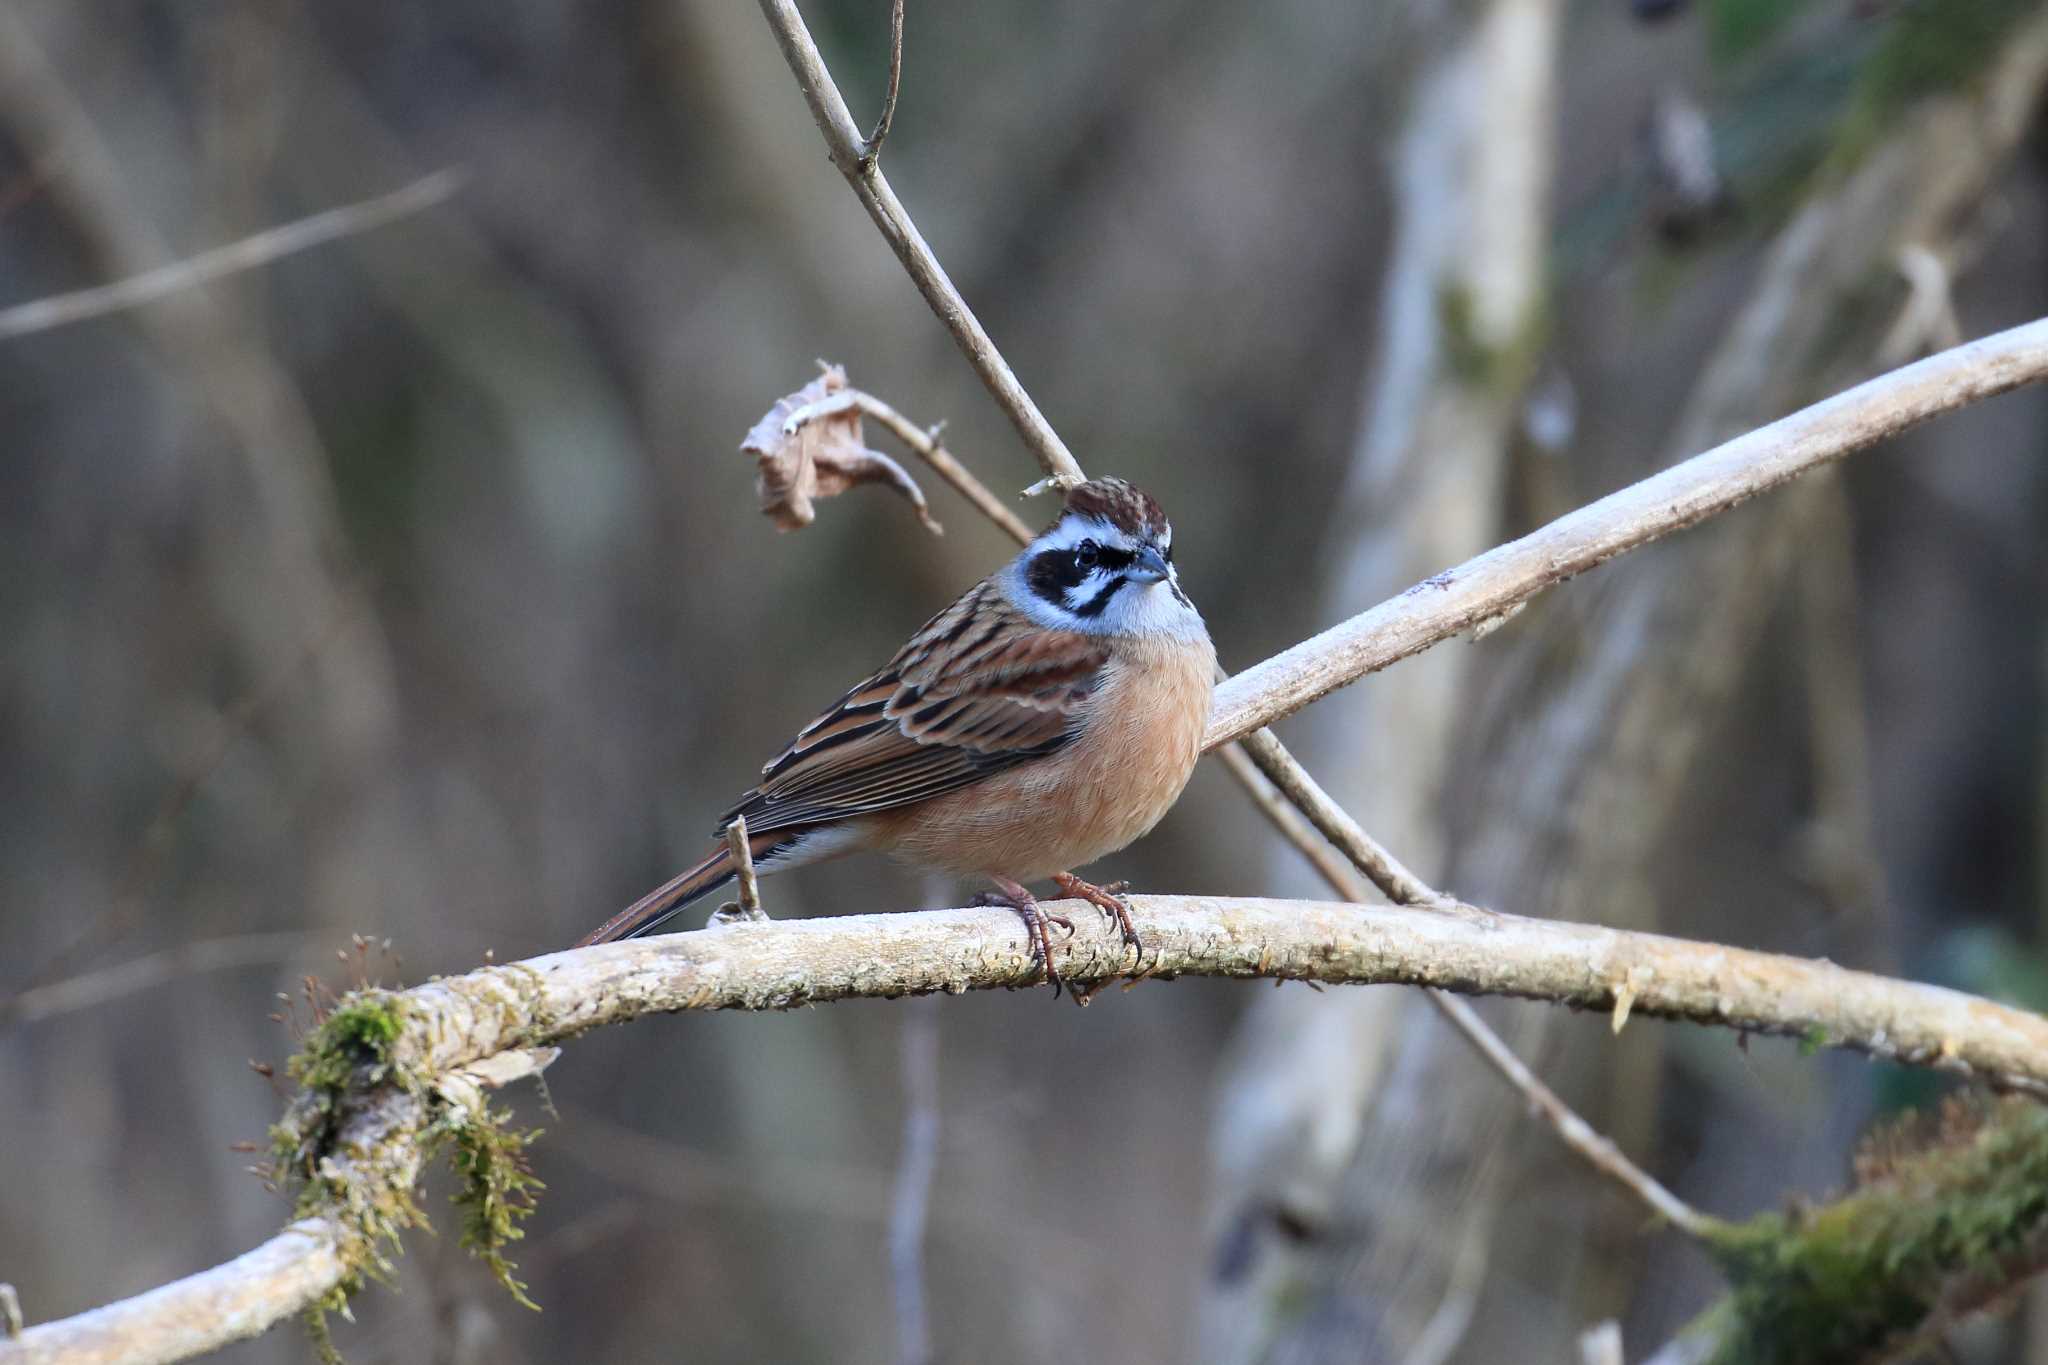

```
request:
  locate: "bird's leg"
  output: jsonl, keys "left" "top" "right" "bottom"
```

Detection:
{"left": 978, "top": 874, "right": 1073, "bottom": 997}
{"left": 1053, "top": 872, "right": 1144, "bottom": 961}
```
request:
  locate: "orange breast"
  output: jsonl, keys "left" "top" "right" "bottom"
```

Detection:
{"left": 869, "top": 634, "right": 1217, "bottom": 882}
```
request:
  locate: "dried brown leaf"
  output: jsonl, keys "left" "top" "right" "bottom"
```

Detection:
{"left": 740, "top": 364, "right": 941, "bottom": 535}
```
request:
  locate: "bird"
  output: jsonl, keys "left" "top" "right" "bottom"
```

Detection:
{"left": 575, "top": 476, "right": 1216, "bottom": 994}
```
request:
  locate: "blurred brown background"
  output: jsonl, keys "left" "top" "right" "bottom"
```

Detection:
{"left": 5, "top": 0, "right": 2048, "bottom": 1361}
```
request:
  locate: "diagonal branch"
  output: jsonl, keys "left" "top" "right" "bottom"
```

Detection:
{"left": 0, "top": 169, "right": 462, "bottom": 341}
{"left": 1206, "top": 314, "right": 2048, "bottom": 750}
{"left": 756, "top": 0, "right": 1087, "bottom": 487}
{"left": 861, "top": 0, "right": 906, "bottom": 168}
{"left": 750, "top": 3, "right": 1686, "bottom": 1257}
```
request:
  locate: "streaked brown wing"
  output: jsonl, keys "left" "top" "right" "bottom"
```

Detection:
{"left": 719, "top": 582, "right": 1109, "bottom": 835}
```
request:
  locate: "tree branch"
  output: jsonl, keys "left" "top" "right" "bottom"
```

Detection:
{"left": 13, "top": 3, "right": 2048, "bottom": 1356}
{"left": 1206, "top": 315, "right": 2048, "bottom": 750}
{"left": 861, "top": 0, "right": 905, "bottom": 168}
{"left": 9, "top": 891, "right": 2048, "bottom": 1364}
{"left": 0, "top": 169, "right": 462, "bottom": 342}
{"left": 755, "top": 0, "right": 1087, "bottom": 487}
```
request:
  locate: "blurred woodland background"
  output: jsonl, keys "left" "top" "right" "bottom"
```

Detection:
{"left": 6, "top": 0, "right": 2048, "bottom": 1361}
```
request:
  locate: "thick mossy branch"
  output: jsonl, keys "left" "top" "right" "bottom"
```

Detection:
{"left": 288, "top": 996, "right": 406, "bottom": 1091}
{"left": 1688, "top": 1098, "right": 2048, "bottom": 1365}
{"left": 269, "top": 986, "right": 548, "bottom": 1354}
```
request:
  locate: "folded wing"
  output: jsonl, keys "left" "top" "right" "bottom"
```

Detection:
{"left": 721, "top": 582, "right": 1109, "bottom": 834}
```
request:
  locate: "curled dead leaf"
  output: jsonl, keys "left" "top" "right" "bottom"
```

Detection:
{"left": 740, "top": 364, "right": 941, "bottom": 535}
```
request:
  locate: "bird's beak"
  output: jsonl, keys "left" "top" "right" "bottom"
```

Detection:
{"left": 1129, "top": 544, "right": 1171, "bottom": 584}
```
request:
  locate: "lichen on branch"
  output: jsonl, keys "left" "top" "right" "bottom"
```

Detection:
{"left": 1675, "top": 1097, "right": 2048, "bottom": 1365}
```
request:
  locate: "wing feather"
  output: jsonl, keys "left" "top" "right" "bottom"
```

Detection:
{"left": 724, "top": 582, "right": 1108, "bottom": 836}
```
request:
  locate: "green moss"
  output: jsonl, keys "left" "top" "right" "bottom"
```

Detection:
{"left": 303, "top": 1294, "right": 347, "bottom": 1365}
{"left": 1688, "top": 1098, "right": 2048, "bottom": 1364}
{"left": 269, "top": 985, "right": 552, "bottom": 1359}
{"left": 444, "top": 1105, "right": 547, "bottom": 1310}
{"left": 288, "top": 996, "right": 407, "bottom": 1092}
{"left": 273, "top": 993, "right": 414, "bottom": 1200}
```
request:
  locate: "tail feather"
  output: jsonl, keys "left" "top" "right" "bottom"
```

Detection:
{"left": 577, "top": 842, "right": 737, "bottom": 947}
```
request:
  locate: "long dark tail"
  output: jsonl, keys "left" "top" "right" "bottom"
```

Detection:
{"left": 577, "top": 827, "right": 785, "bottom": 946}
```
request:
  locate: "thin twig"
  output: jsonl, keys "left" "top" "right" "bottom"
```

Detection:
{"left": 0, "top": 933, "right": 317, "bottom": 1028}
{"left": 1243, "top": 706, "right": 1712, "bottom": 1241}
{"left": 1213, "top": 743, "right": 1372, "bottom": 899}
{"left": 861, "top": 0, "right": 906, "bottom": 169}
{"left": 1206, "top": 316, "right": 2048, "bottom": 750}
{"left": 0, "top": 169, "right": 462, "bottom": 341}
{"left": 889, "top": 1000, "right": 939, "bottom": 1365}
{"left": 723, "top": 816, "right": 767, "bottom": 921}
{"left": 1426, "top": 991, "right": 1713, "bottom": 1237}
{"left": 848, "top": 390, "right": 1038, "bottom": 543}
{"left": 755, "top": 0, "right": 1087, "bottom": 488}
{"left": 1236, "top": 729, "right": 1446, "bottom": 908}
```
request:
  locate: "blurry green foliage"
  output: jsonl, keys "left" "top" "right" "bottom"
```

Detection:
{"left": 1691, "top": 1096, "right": 2048, "bottom": 1365}
{"left": 1707, "top": 0, "right": 1816, "bottom": 67}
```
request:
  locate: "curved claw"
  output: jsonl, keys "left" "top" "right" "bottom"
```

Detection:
{"left": 983, "top": 876, "right": 1067, "bottom": 997}
{"left": 1053, "top": 871, "right": 1147, "bottom": 965}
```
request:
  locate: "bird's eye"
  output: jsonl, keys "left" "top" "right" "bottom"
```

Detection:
{"left": 1075, "top": 539, "right": 1100, "bottom": 569}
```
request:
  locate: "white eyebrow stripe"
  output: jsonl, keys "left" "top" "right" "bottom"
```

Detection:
{"left": 1030, "top": 515, "right": 1121, "bottom": 554}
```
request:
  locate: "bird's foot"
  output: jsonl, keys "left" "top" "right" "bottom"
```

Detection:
{"left": 1053, "top": 872, "right": 1145, "bottom": 964}
{"left": 977, "top": 876, "right": 1073, "bottom": 997}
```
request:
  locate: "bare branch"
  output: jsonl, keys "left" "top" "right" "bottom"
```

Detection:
{"left": 722, "top": 816, "right": 768, "bottom": 921}
{"left": 8, "top": 891, "right": 2048, "bottom": 1364}
{"left": 1206, "top": 316, "right": 2048, "bottom": 750}
{"left": 1237, "top": 728, "right": 1443, "bottom": 908}
{"left": 755, "top": 0, "right": 1087, "bottom": 487}
{"left": 825, "top": 387, "right": 1037, "bottom": 542}
{"left": 385, "top": 895, "right": 2048, "bottom": 1092}
{"left": 0, "top": 932, "right": 316, "bottom": 1028}
{"left": 0, "top": 170, "right": 462, "bottom": 342}
{"left": 1245, "top": 706, "right": 1721, "bottom": 1244}
{"left": 1425, "top": 991, "right": 1711, "bottom": 1237}
{"left": 862, "top": 0, "right": 906, "bottom": 169}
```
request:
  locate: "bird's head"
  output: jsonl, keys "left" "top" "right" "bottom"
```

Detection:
{"left": 1007, "top": 477, "right": 1202, "bottom": 638}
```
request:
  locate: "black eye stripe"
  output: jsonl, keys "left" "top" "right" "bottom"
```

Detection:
{"left": 1025, "top": 534, "right": 1158, "bottom": 618}
{"left": 1090, "top": 545, "right": 1134, "bottom": 571}
{"left": 1026, "top": 547, "right": 1088, "bottom": 604}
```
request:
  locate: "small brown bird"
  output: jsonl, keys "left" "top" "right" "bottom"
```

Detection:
{"left": 576, "top": 477, "right": 1216, "bottom": 993}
